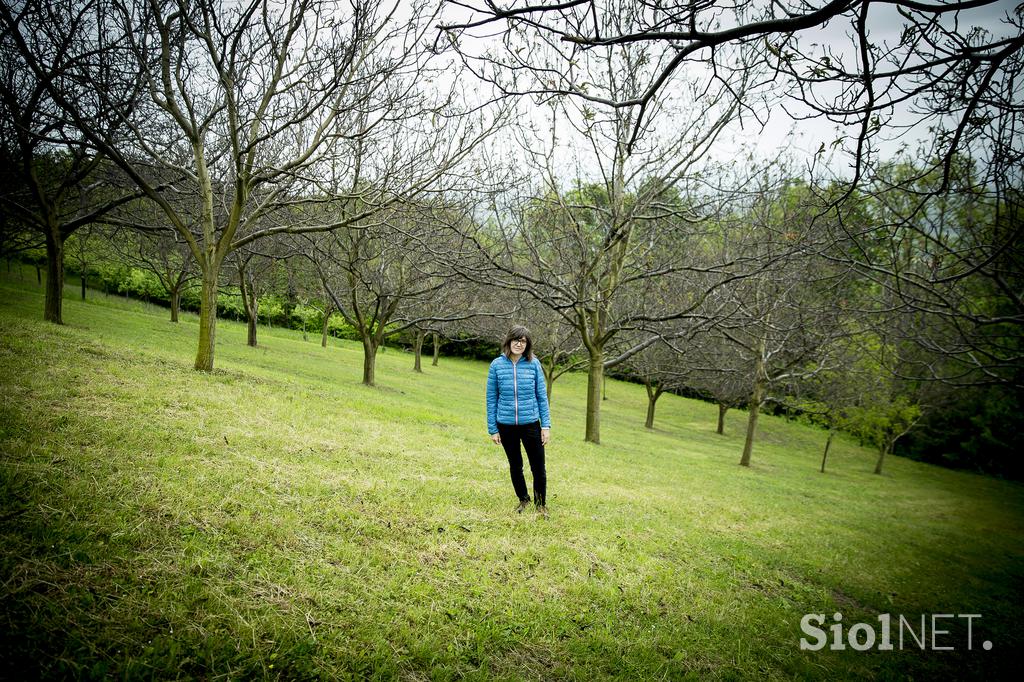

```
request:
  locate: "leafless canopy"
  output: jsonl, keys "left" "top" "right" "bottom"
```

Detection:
{"left": 440, "top": 1, "right": 1023, "bottom": 185}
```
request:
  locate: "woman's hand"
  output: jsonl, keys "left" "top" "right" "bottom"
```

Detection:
{"left": 491, "top": 432, "right": 501, "bottom": 445}
{"left": 541, "top": 428, "right": 550, "bottom": 446}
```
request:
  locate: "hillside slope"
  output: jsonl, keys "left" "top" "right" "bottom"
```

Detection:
{"left": 2, "top": 275, "right": 1022, "bottom": 680}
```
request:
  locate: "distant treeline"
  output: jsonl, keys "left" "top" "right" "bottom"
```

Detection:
{"left": 12, "top": 254, "right": 503, "bottom": 361}
{"left": 9, "top": 255, "right": 1020, "bottom": 481}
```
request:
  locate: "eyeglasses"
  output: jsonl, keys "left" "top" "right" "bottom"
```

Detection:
{"left": 510, "top": 338, "right": 527, "bottom": 345}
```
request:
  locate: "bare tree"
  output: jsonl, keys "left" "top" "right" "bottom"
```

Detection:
{"left": 103, "top": 196, "right": 201, "bottom": 322}
{"left": 440, "top": 1, "right": 1022, "bottom": 180}
{"left": 0, "top": 0, "right": 144, "bottom": 323}
{"left": 618, "top": 336, "right": 696, "bottom": 430}
{"left": 820, "top": 159, "right": 1024, "bottom": 388}
{"left": 784, "top": 331, "right": 905, "bottom": 473}
{"left": 444, "top": 4, "right": 759, "bottom": 442}
{"left": 285, "top": 251, "right": 337, "bottom": 348}
{"left": 442, "top": 1, "right": 1024, "bottom": 386}
{"left": 688, "top": 339, "right": 752, "bottom": 437}
{"left": 7, "top": 0, "right": 502, "bottom": 369}
{"left": 232, "top": 247, "right": 285, "bottom": 348}
{"left": 716, "top": 178, "right": 854, "bottom": 467}
{"left": 527, "top": 304, "right": 587, "bottom": 402}
{"left": 307, "top": 202, "right": 494, "bottom": 386}
{"left": 403, "top": 274, "right": 486, "bottom": 372}
{"left": 63, "top": 224, "right": 108, "bottom": 301}
{"left": 418, "top": 278, "right": 519, "bottom": 364}
{"left": 613, "top": 271, "right": 726, "bottom": 430}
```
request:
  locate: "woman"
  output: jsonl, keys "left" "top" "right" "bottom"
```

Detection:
{"left": 486, "top": 325, "right": 552, "bottom": 518}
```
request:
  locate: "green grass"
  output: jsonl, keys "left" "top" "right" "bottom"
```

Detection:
{"left": 2, "top": 269, "right": 1022, "bottom": 680}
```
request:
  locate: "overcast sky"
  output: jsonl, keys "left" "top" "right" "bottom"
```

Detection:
{"left": 438, "top": 0, "right": 1023, "bottom": 180}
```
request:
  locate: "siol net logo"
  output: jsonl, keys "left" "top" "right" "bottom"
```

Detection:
{"left": 800, "top": 612, "right": 991, "bottom": 651}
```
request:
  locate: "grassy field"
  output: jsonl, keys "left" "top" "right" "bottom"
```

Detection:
{"left": 2, "top": 269, "right": 1022, "bottom": 680}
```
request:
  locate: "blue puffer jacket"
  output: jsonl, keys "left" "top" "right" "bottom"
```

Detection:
{"left": 486, "top": 354, "right": 551, "bottom": 434}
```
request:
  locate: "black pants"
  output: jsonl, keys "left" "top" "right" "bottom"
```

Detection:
{"left": 497, "top": 421, "right": 546, "bottom": 506}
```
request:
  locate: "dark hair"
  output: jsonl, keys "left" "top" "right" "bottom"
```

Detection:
{"left": 501, "top": 325, "right": 534, "bottom": 361}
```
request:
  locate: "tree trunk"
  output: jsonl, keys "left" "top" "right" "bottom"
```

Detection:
{"left": 194, "top": 266, "right": 219, "bottom": 371}
{"left": 238, "top": 266, "right": 258, "bottom": 348}
{"left": 413, "top": 328, "right": 424, "bottom": 372}
{"left": 43, "top": 231, "right": 65, "bottom": 324}
{"left": 247, "top": 313, "right": 258, "bottom": 347}
{"left": 873, "top": 442, "right": 889, "bottom": 475}
{"left": 170, "top": 288, "right": 180, "bottom": 323}
{"left": 717, "top": 403, "right": 728, "bottom": 435}
{"left": 644, "top": 381, "right": 662, "bottom": 430}
{"left": 740, "top": 341, "right": 767, "bottom": 467}
{"left": 431, "top": 332, "right": 440, "bottom": 366}
{"left": 740, "top": 396, "right": 762, "bottom": 467}
{"left": 821, "top": 429, "right": 834, "bottom": 473}
{"left": 321, "top": 308, "right": 332, "bottom": 347}
{"left": 36, "top": 263, "right": 41, "bottom": 285}
{"left": 543, "top": 357, "right": 554, "bottom": 402}
{"left": 361, "top": 336, "right": 378, "bottom": 386}
{"left": 80, "top": 272, "right": 86, "bottom": 300}
{"left": 585, "top": 349, "right": 604, "bottom": 444}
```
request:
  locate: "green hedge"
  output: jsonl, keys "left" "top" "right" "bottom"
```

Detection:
{"left": 65, "top": 260, "right": 364, "bottom": 339}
